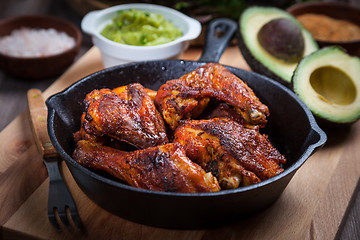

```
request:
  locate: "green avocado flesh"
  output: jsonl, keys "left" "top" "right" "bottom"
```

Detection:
{"left": 292, "top": 46, "right": 360, "bottom": 124}
{"left": 101, "top": 9, "right": 182, "bottom": 46}
{"left": 238, "top": 6, "right": 318, "bottom": 85}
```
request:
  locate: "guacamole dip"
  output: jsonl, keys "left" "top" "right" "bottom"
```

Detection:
{"left": 101, "top": 9, "right": 183, "bottom": 46}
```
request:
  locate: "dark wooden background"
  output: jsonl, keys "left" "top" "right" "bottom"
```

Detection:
{"left": 0, "top": 0, "right": 359, "bottom": 239}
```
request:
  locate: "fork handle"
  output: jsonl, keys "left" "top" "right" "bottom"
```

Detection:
{"left": 44, "top": 159, "right": 63, "bottom": 182}
{"left": 27, "top": 88, "right": 58, "bottom": 160}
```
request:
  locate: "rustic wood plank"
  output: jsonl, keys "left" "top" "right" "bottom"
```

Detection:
{"left": 0, "top": 145, "right": 47, "bottom": 226}
{"left": 337, "top": 179, "right": 360, "bottom": 240}
{"left": 310, "top": 124, "right": 360, "bottom": 239}
{"left": 0, "top": 0, "right": 50, "bottom": 17}
{"left": 0, "top": 113, "right": 34, "bottom": 173}
{"left": 43, "top": 47, "right": 103, "bottom": 98}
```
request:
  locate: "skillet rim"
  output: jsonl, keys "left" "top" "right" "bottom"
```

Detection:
{"left": 46, "top": 59, "right": 327, "bottom": 197}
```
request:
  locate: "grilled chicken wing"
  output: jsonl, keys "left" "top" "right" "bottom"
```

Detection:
{"left": 174, "top": 118, "right": 286, "bottom": 189}
{"left": 201, "top": 102, "right": 260, "bottom": 130}
{"left": 155, "top": 63, "right": 269, "bottom": 130}
{"left": 73, "top": 140, "right": 220, "bottom": 193}
{"left": 80, "top": 83, "right": 168, "bottom": 149}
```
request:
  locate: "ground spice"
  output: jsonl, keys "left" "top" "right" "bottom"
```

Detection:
{"left": 297, "top": 13, "right": 360, "bottom": 42}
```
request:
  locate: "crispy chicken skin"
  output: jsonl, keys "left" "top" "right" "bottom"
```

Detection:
{"left": 80, "top": 83, "right": 168, "bottom": 149}
{"left": 155, "top": 63, "right": 269, "bottom": 130}
{"left": 112, "top": 85, "right": 157, "bottom": 102}
{"left": 174, "top": 118, "right": 286, "bottom": 189}
{"left": 201, "top": 102, "right": 260, "bottom": 131}
{"left": 73, "top": 140, "right": 220, "bottom": 193}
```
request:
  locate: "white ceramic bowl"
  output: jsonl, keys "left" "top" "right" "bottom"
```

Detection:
{"left": 81, "top": 3, "right": 201, "bottom": 67}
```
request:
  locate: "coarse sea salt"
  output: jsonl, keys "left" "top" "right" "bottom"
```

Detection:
{"left": 0, "top": 27, "right": 76, "bottom": 58}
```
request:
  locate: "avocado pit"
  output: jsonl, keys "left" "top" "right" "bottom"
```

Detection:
{"left": 257, "top": 18, "right": 305, "bottom": 63}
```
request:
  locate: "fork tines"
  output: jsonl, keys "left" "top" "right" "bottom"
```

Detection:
{"left": 45, "top": 161, "right": 82, "bottom": 232}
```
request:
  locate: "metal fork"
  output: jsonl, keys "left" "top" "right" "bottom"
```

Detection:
{"left": 44, "top": 159, "right": 82, "bottom": 231}
{"left": 27, "top": 88, "right": 82, "bottom": 231}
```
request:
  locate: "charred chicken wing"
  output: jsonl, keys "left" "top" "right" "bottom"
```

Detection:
{"left": 155, "top": 63, "right": 269, "bottom": 130}
{"left": 80, "top": 83, "right": 168, "bottom": 149}
{"left": 73, "top": 140, "right": 220, "bottom": 193}
{"left": 174, "top": 118, "right": 286, "bottom": 189}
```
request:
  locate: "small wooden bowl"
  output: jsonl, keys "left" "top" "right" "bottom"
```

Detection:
{"left": 0, "top": 15, "right": 82, "bottom": 79}
{"left": 287, "top": 2, "right": 360, "bottom": 57}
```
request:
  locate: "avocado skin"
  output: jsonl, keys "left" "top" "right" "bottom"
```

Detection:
{"left": 236, "top": 30, "right": 291, "bottom": 88}
{"left": 314, "top": 115, "right": 357, "bottom": 129}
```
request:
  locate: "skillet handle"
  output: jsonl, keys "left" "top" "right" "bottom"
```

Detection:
{"left": 28, "top": 88, "right": 58, "bottom": 160}
{"left": 308, "top": 122, "right": 327, "bottom": 152}
{"left": 198, "top": 18, "right": 238, "bottom": 62}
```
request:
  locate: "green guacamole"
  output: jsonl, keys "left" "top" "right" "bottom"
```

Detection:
{"left": 101, "top": 9, "right": 183, "bottom": 46}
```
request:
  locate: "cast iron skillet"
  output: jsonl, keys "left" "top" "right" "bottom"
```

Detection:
{"left": 46, "top": 18, "right": 327, "bottom": 229}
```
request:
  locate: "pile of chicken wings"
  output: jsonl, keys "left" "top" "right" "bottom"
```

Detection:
{"left": 72, "top": 63, "right": 286, "bottom": 193}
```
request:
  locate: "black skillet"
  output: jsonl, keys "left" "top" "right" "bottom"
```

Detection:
{"left": 46, "top": 18, "right": 327, "bottom": 229}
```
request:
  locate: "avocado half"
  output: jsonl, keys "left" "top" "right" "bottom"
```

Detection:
{"left": 237, "top": 6, "right": 319, "bottom": 87}
{"left": 292, "top": 46, "right": 360, "bottom": 125}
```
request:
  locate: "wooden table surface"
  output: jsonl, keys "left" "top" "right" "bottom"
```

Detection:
{"left": 1, "top": 1, "right": 359, "bottom": 239}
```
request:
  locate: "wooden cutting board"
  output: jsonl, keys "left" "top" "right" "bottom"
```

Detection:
{"left": 0, "top": 46, "right": 359, "bottom": 240}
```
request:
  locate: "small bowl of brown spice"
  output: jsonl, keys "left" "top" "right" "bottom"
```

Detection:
{"left": 287, "top": 2, "right": 360, "bottom": 56}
